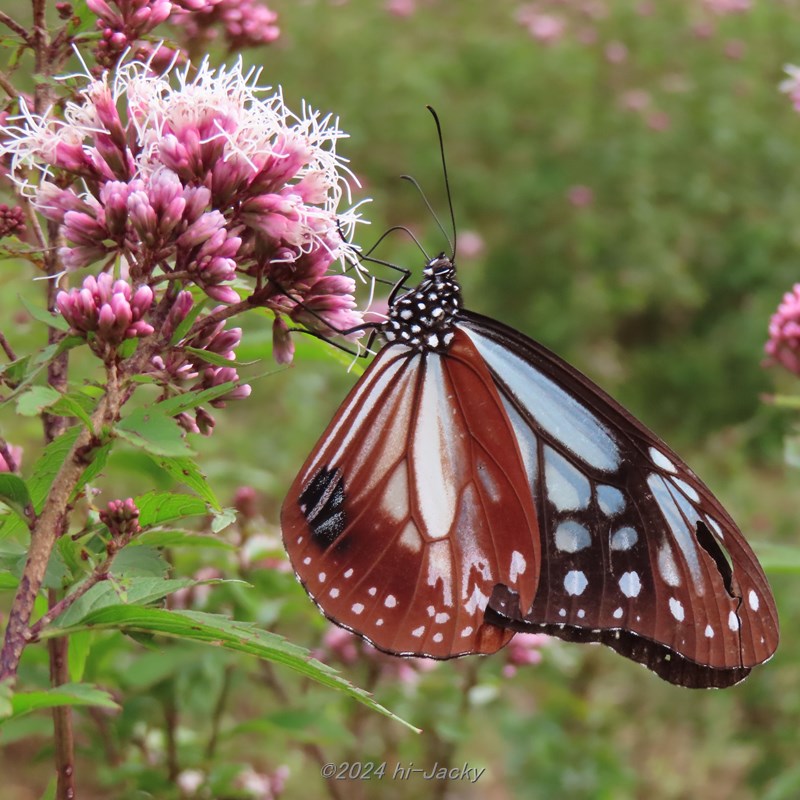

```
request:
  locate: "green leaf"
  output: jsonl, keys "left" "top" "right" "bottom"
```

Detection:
{"left": 753, "top": 541, "right": 800, "bottom": 573}
{"left": 29, "top": 425, "right": 81, "bottom": 513}
{"left": 67, "top": 630, "right": 92, "bottom": 683}
{"left": 183, "top": 346, "right": 255, "bottom": 368}
{"left": 2, "top": 683, "right": 119, "bottom": 721}
{"left": 18, "top": 294, "right": 69, "bottom": 332}
{"left": 51, "top": 577, "right": 199, "bottom": 628}
{"left": 49, "top": 390, "right": 97, "bottom": 429}
{"left": 0, "top": 474, "right": 32, "bottom": 525}
{"left": 0, "top": 573, "right": 19, "bottom": 589}
{"left": 150, "top": 383, "right": 236, "bottom": 417}
{"left": 116, "top": 408, "right": 191, "bottom": 457}
{"left": 135, "top": 529, "right": 235, "bottom": 550}
{"left": 110, "top": 546, "right": 169, "bottom": 578}
{"left": 0, "top": 682, "right": 12, "bottom": 719}
{"left": 71, "top": 442, "right": 112, "bottom": 500}
{"left": 38, "top": 778, "right": 56, "bottom": 800}
{"left": 147, "top": 455, "right": 220, "bottom": 509}
{"left": 16, "top": 385, "right": 61, "bottom": 416}
{"left": 44, "top": 607, "right": 419, "bottom": 732}
{"left": 135, "top": 491, "right": 208, "bottom": 527}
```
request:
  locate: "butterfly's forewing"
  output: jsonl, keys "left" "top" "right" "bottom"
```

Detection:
{"left": 459, "top": 311, "right": 779, "bottom": 687}
{"left": 281, "top": 329, "right": 541, "bottom": 658}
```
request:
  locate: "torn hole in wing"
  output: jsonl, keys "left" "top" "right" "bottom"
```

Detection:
{"left": 696, "top": 520, "right": 735, "bottom": 598}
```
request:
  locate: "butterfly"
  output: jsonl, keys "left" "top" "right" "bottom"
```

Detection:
{"left": 280, "top": 129, "right": 779, "bottom": 687}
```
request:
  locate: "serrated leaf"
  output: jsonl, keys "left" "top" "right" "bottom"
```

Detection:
{"left": 135, "top": 491, "right": 208, "bottom": 527}
{"left": 49, "top": 390, "right": 97, "bottom": 428}
{"left": 0, "top": 474, "right": 32, "bottom": 525}
{"left": 2, "top": 683, "right": 119, "bottom": 721}
{"left": 51, "top": 577, "right": 199, "bottom": 628}
{"left": 116, "top": 408, "right": 191, "bottom": 457}
{"left": 147, "top": 455, "right": 220, "bottom": 509}
{"left": 16, "top": 385, "right": 61, "bottom": 416}
{"left": 135, "top": 529, "right": 235, "bottom": 550}
{"left": 110, "top": 546, "right": 169, "bottom": 578}
{"left": 18, "top": 294, "right": 69, "bottom": 332}
{"left": 43, "top": 607, "right": 418, "bottom": 732}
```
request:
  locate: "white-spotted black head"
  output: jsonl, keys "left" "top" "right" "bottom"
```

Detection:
{"left": 383, "top": 254, "right": 462, "bottom": 353}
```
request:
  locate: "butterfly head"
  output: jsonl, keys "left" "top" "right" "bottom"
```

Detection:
{"left": 383, "top": 254, "right": 462, "bottom": 352}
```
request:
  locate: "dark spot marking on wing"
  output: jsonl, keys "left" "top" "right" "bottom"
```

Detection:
{"left": 299, "top": 466, "right": 347, "bottom": 547}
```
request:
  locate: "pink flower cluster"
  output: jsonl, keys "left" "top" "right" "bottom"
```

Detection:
{"left": 87, "top": 0, "right": 279, "bottom": 68}
{"left": 0, "top": 203, "right": 25, "bottom": 238}
{"left": 89, "top": 0, "right": 173, "bottom": 68}
{"left": 172, "top": 0, "right": 279, "bottom": 52}
{"left": 2, "top": 60, "right": 364, "bottom": 361}
{"left": 765, "top": 284, "right": 800, "bottom": 376}
{"left": 100, "top": 497, "right": 142, "bottom": 541}
{"left": 56, "top": 273, "right": 154, "bottom": 347}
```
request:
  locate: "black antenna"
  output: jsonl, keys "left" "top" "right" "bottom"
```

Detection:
{"left": 426, "top": 105, "right": 457, "bottom": 259}
{"left": 400, "top": 174, "right": 452, "bottom": 256}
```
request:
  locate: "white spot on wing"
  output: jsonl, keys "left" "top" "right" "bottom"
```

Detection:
{"left": 619, "top": 571, "right": 641, "bottom": 598}
{"left": 564, "top": 570, "right": 588, "bottom": 596}
{"left": 435, "top": 612, "right": 449, "bottom": 624}
{"left": 545, "top": 446, "right": 591, "bottom": 511}
{"left": 461, "top": 626, "right": 473, "bottom": 637}
{"left": 476, "top": 458, "right": 501, "bottom": 501}
{"left": 671, "top": 477, "right": 700, "bottom": 503}
{"left": 368, "top": 586, "right": 377, "bottom": 596}
{"left": 382, "top": 463, "right": 409, "bottom": 523}
{"left": 657, "top": 543, "right": 681, "bottom": 587}
{"left": 398, "top": 520, "right": 422, "bottom": 553}
{"left": 610, "top": 527, "right": 638, "bottom": 551}
{"left": 748, "top": 589, "right": 759, "bottom": 612}
{"left": 433, "top": 632, "right": 444, "bottom": 643}
{"left": 649, "top": 446, "right": 677, "bottom": 473}
{"left": 510, "top": 550, "right": 527, "bottom": 582}
{"left": 613, "top": 607, "right": 623, "bottom": 619}
{"left": 329, "top": 588, "right": 339, "bottom": 598}
{"left": 669, "top": 597, "right": 685, "bottom": 622}
{"left": 352, "top": 603, "right": 364, "bottom": 614}
{"left": 705, "top": 624, "right": 714, "bottom": 638}
{"left": 555, "top": 520, "right": 591, "bottom": 553}
{"left": 728, "top": 610, "right": 740, "bottom": 631}
{"left": 318, "top": 572, "right": 326, "bottom": 582}
{"left": 303, "top": 557, "right": 311, "bottom": 565}
{"left": 384, "top": 595, "right": 397, "bottom": 608}
{"left": 344, "top": 568, "right": 353, "bottom": 579}
{"left": 427, "top": 540, "right": 454, "bottom": 607}
{"left": 412, "top": 626, "right": 425, "bottom": 637}
{"left": 465, "top": 585, "right": 490, "bottom": 615}
{"left": 597, "top": 485, "right": 625, "bottom": 516}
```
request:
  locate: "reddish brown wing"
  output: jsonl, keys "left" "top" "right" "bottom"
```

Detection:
{"left": 281, "top": 329, "right": 541, "bottom": 658}
{"left": 459, "top": 312, "right": 779, "bottom": 687}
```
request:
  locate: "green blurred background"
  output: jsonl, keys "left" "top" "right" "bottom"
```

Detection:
{"left": 3, "top": 0, "right": 800, "bottom": 798}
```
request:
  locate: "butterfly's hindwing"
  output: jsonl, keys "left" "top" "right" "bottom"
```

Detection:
{"left": 459, "top": 312, "right": 779, "bottom": 685}
{"left": 281, "top": 329, "right": 542, "bottom": 658}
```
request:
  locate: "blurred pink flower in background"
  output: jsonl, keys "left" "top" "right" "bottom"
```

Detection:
{"left": 457, "top": 230, "right": 485, "bottom": 259}
{"left": 765, "top": 284, "right": 800, "bottom": 376}
{"left": 385, "top": 0, "right": 415, "bottom": 17}
{"left": 516, "top": 5, "right": 566, "bottom": 44}
{"left": 781, "top": 65, "right": 800, "bottom": 112}
{"left": 502, "top": 633, "right": 550, "bottom": 677}
{"left": 646, "top": 111, "right": 671, "bottom": 132}
{"left": 604, "top": 40, "right": 628, "bottom": 64}
{"left": 724, "top": 39, "right": 746, "bottom": 60}
{"left": 703, "top": 0, "right": 750, "bottom": 15}
{"left": 620, "top": 89, "right": 651, "bottom": 112}
{"left": 567, "top": 185, "right": 594, "bottom": 208}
